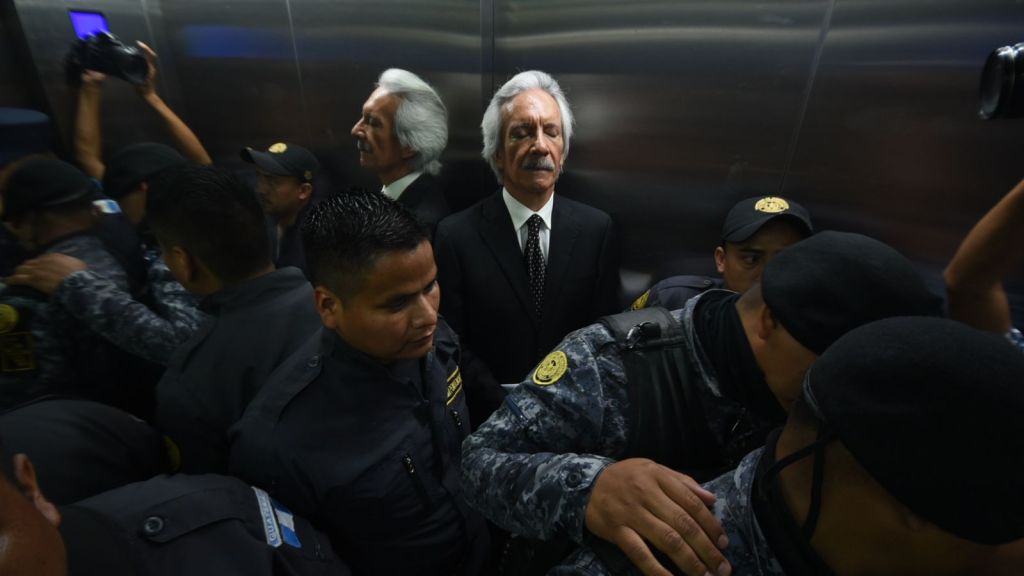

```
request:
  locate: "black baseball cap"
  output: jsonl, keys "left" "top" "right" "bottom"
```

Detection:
{"left": 2, "top": 158, "right": 99, "bottom": 221}
{"left": 761, "top": 231, "right": 942, "bottom": 355}
{"left": 805, "top": 316, "right": 1024, "bottom": 545}
{"left": 103, "top": 142, "right": 187, "bottom": 199}
{"left": 0, "top": 108, "right": 52, "bottom": 167}
{"left": 721, "top": 196, "right": 813, "bottom": 243}
{"left": 240, "top": 142, "right": 318, "bottom": 183}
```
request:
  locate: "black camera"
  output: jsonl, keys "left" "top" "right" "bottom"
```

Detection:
{"left": 65, "top": 31, "right": 148, "bottom": 85}
{"left": 979, "top": 42, "right": 1024, "bottom": 120}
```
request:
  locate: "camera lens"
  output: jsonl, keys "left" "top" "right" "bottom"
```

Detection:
{"left": 979, "top": 43, "right": 1024, "bottom": 120}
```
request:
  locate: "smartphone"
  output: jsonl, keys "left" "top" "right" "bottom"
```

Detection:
{"left": 68, "top": 10, "right": 109, "bottom": 40}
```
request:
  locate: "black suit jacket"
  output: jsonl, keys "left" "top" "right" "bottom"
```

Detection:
{"left": 398, "top": 173, "right": 450, "bottom": 237}
{"left": 435, "top": 192, "right": 619, "bottom": 390}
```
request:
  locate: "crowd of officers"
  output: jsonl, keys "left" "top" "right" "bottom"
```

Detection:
{"left": 0, "top": 46, "right": 1021, "bottom": 576}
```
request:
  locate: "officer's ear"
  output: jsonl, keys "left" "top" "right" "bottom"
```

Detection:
{"left": 714, "top": 245, "right": 726, "bottom": 274}
{"left": 164, "top": 245, "right": 197, "bottom": 284}
{"left": 313, "top": 285, "right": 343, "bottom": 330}
{"left": 298, "top": 182, "right": 313, "bottom": 202}
{"left": 756, "top": 304, "right": 779, "bottom": 342}
{"left": 13, "top": 454, "right": 60, "bottom": 527}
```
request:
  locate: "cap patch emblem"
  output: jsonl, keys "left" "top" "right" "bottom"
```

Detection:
{"left": 303, "top": 170, "right": 313, "bottom": 181}
{"left": 755, "top": 197, "right": 789, "bottom": 213}
{"left": 269, "top": 143, "right": 288, "bottom": 154}
{"left": 533, "top": 351, "right": 568, "bottom": 386}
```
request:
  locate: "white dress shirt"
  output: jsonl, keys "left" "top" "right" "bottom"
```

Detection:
{"left": 381, "top": 171, "right": 423, "bottom": 201}
{"left": 502, "top": 188, "right": 553, "bottom": 262}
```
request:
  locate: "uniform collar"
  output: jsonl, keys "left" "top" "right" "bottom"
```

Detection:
{"left": 199, "top": 267, "right": 307, "bottom": 315}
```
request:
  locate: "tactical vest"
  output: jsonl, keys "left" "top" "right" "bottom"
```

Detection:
{"left": 502, "top": 307, "right": 726, "bottom": 576}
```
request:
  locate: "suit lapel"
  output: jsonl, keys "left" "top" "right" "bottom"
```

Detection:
{"left": 477, "top": 193, "right": 538, "bottom": 327}
{"left": 542, "top": 195, "right": 581, "bottom": 323}
{"left": 397, "top": 173, "right": 430, "bottom": 211}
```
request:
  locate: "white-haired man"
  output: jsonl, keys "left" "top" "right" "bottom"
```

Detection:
{"left": 351, "top": 68, "right": 450, "bottom": 234}
{"left": 434, "top": 70, "right": 619, "bottom": 421}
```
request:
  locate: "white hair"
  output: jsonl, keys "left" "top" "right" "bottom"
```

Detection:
{"left": 377, "top": 68, "right": 449, "bottom": 176}
{"left": 480, "top": 70, "right": 574, "bottom": 182}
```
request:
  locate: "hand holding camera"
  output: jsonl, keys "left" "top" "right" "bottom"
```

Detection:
{"left": 65, "top": 31, "right": 148, "bottom": 86}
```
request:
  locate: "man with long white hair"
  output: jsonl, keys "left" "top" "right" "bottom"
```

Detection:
{"left": 434, "top": 70, "right": 619, "bottom": 421}
{"left": 351, "top": 68, "right": 450, "bottom": 234}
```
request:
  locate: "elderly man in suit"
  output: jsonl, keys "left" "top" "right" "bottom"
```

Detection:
{"left": 435, "top": 70, "right": 619, "bottom": 421}
{"left": 351, "top": 68, "right": 450, "bottom": 234}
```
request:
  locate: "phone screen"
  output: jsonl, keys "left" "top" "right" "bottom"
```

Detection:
{"left": 68, "top": 10, "right": 109, "bottom": 40}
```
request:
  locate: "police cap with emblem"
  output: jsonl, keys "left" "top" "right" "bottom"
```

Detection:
{"left": 804, "top": 316, "right": 1024, "bottom": 545}
{"left": 761, "top": 231, "right": 942, "bottom": 355}
{"left": 102, "top": 142, "right": 187, "bottom": 199}
{"left": 2, "top": 158, "right": 99, "bottom": 221}
{"left": 721, "top": 196, "right": 813, "bottom": 243}
{"left": 240, "top": 142, "right": 318, "bottom": 183}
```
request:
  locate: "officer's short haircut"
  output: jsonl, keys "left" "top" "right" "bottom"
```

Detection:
{"left": 302, "top": 190, "right": 427, "bottom": 300}
{"left": 147, "top": 165, "right": 271, "bottom": 284}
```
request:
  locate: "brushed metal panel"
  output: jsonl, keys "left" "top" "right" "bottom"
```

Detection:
{"left": 492, "top": 0, "right": 832, "bottom": 283}
{"left": 783, "top": 0, "right": 1024, "bottom": 317}
{"left": 158, "top": 0, "right": 308, "bottom": 166}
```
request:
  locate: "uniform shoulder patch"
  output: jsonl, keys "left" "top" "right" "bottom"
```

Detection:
{"left": 630, "top": 290, "right": 651, "bottom": 311}
{"left": 446, "top": 366, "right": 463, "bottom": 405}
{"left": 0, "top": 304, "right": 18, "bottom": 334}
{"left": 533, "top": 351, "right": 568, "bottom": 386}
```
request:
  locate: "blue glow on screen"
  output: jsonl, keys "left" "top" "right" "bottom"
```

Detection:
{"left": 69, "top": 11, "right": 109, "bottom": 40}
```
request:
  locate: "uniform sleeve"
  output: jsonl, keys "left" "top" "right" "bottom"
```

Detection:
{"left": 460, "top": 325, "right": 631, "bottom": 543}
{"left": 53, "top": 262, "right": 203, "bottom": 365}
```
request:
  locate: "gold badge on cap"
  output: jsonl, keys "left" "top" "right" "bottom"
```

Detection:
{"left": 533, "top": 350, "right": 568, "bottom": 386}
{"left": 755, "top": 197, "right": 790, "bottom": 213}
{"left": 0, "top": 305, "right": 18, "bottom": 334}
{"left": 269, "top": 142, "right": 288, "bottom": 154}
{"left": 304, "top": 170, "right": 313, "bottom": 181}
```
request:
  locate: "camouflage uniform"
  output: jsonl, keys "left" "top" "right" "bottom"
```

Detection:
{"left": 549, "top": 449, "right": 787, "bottom": 575}
{"left": 1007, "top": 327, "right": 1024, "bottom": 352}
{"left": 54, "top": 256, "right": 204, "bottom": 365}
{"left": 461, "top": 290, "right": 763, "bottom": 544}
{"left": 0, "top": 234, "right": 133, "bottom": 405}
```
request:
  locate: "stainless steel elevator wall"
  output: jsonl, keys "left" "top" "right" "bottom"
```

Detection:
{"left": 6, "top": 0, "right": 1024, "bottom": 311}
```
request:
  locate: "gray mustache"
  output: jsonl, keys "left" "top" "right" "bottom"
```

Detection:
{"left": 522, "top": 157, "right": 556, "bottom": 171}
{"left": 356, "top": 140, "right": 372, "bottom": 152}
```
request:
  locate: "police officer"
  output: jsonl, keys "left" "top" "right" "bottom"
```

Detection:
{"left": 0, "top": 442, "right": 350, "bottom": 575}
{"left": 146, "top": 165, "right": 321, "bottom": 473}
{"left": 632, "top": 196, "right": 812, "bottom": 310}
{"left": 5, "top": 146, "right": 204, "bottom": 367}
{"left": 0, "top": 395, "right": 169, "bottom": 504}
{"left": 461, "top": 231, "right": 942, "bottom": 576}
{"left": 241, "top": 141, "right": 321, "bottom": 275}
{"left": 701, "top": 317, "right": 1024, "bottom": 576}
{"left": 0, "top": 107, "right": 52, "bottom": 275}
{"left": 228, "top": 191, "right": 489, "bottom": 575}
{"left": 0, "top": 158, "right": 150, "bottom": 409}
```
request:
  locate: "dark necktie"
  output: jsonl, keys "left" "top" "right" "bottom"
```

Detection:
{"left": 525, "top": 214, "right": 546, "bottom": 319}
